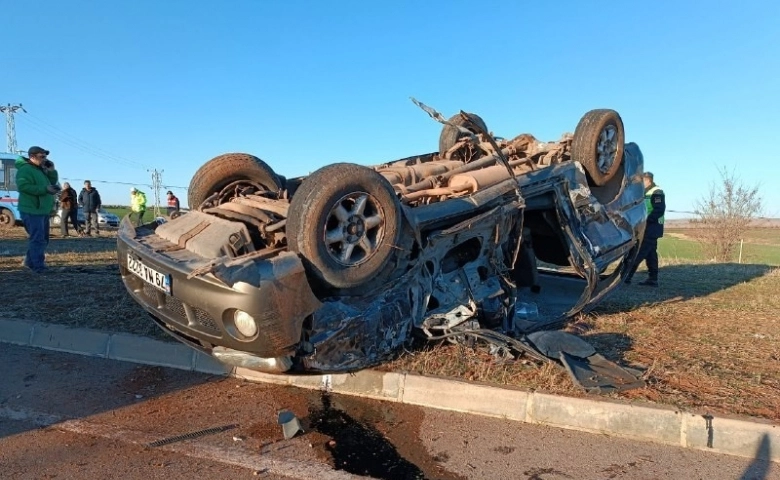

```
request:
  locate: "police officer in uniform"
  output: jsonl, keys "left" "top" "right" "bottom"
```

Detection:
{"left": 626, "top": 171, "right": 666, "bottom": 287}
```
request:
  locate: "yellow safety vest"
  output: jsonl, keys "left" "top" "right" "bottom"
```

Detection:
{"left": 644, "top": 185, "right": 664, "bottom": 224}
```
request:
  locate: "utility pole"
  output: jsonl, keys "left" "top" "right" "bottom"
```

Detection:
{"left": 149, "top": 168, "right": 163, "bottom": 217}
{"left": 0, "top": 103, "right": 26, "bottom": 154}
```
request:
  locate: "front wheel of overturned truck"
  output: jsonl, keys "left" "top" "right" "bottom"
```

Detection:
{"left": 286, "top": 163, "right": 407, "bottom": 296}
{"left": 187, "top": 153, "right": 284, "bottom": 208}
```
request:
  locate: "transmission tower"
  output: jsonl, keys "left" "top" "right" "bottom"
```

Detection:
{"left": 149, "top": 168, "right": 164, "bottom": 217}
{"left": 0, "top": 103, "right": 26, "bottom": 154}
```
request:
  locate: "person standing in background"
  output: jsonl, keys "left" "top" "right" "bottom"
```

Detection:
{"left": 78, "top": 180, "right": 102, "bottom": 236}
{"left": 130, "top": 187, "right": 147, "bottom": 226}
{"left": 625, "top": 171, "right": 666, "bottom": 287}
{"left": 16, "top": 146, "right": 60, "bottom": 273}
{"left": 166, "top": 190, "right": 180, "bottom": 216}
{"left": 58, "top": 181, "right": 80, "bottom": 237}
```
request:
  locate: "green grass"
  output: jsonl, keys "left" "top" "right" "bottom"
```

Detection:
{"left": 105, "top": 207, "right": 153, "bottom": 223}
{"left": 659, "top": 228, "right": 780, "bottom": 266}
{"left": 657, "top": 235, "right": 704, "bottom": 262}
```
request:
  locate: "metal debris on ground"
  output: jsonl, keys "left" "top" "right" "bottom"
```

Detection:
{"left": 526, "top": 330, "right": 645, "bottom": 393}
{"left": 277, "top": 409, "right": 304, "bottom": 440}
{"left": 146, "top": 424, "right": 239, "bottom": 448}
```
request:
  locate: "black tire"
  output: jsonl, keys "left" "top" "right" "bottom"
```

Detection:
{"left": 438, "top": 113, "right": 488, "bottom": 158}
{"left": 286, "top": 163, "right": 404, "bottom": 294}
{"left": 188, "top": 153, "right": 282, "bottom": 208}
{"left": 0, "top": 208, "right": 14, "bottom": 228}
{"left": 571, "top": 109, "right": 625, "bottom": 186}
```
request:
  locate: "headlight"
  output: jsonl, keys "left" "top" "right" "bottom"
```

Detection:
{"left": 233, "top": 310, "right": 258, "bottom": 338}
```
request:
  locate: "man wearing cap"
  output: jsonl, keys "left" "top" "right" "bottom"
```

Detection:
{"left": 626, "top": 171, "right": 666, "bottom": 287}
{"left": 166, "top": 190, "right": 180, "bottom": 216}
{"left": 129, "top": 187, "right": 147, "bottom": 226}
{"left": 15, "top": 146, "right": 60, "bottom": 273}
{"left": 78, "top": 180, "right": 102, "bottom": 236}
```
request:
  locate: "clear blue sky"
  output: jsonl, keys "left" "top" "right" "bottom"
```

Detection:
{"left": 4, "top": 1, "right": 779, "bottom": 216}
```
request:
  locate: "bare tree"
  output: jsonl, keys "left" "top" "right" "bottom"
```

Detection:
{"left": 691, "top": 167, "right": 763, "bottom": 262}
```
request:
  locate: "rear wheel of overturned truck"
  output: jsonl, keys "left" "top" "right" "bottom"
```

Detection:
{"left": 571, "top": 109, "right": 625, "bottom": 187}
{"left": 188, "top": 153, "right": 284, "bottom": 209}
{"left": 286, "top": 163, "right": 406, "bottom": 296}
{"left": 438, "top": 113, "right": 489, "bottom": 161}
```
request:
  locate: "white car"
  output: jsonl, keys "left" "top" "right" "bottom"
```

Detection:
{"left": 52, "top": 208, "right": 120, "bottom": 228}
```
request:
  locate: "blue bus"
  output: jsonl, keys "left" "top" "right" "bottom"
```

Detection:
{"left": 0, "top": 153, "right": 21, "bottom": 227}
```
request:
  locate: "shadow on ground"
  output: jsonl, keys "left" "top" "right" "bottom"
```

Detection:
{"left": 739, "top": 433, "right": 773, "bottom": 480}
{"left": 597, "top": 262, "right": 775, "bottom": 313}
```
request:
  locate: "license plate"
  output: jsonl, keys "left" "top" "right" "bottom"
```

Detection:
{"left": 127, "top": 253, "right": 172, "bottom": 295}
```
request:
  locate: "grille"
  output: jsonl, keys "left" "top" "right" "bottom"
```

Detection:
{"left": 140, "top": 283, "right": 220, "bottom": 336}
{"left": 191, "top": 306, "right": 221, "bottom": 335}
{"left": 142, "top": 283, "right": 163, "bottom": 306}
{"left": 164, "top": 295, "right": 187, "bottom": 319}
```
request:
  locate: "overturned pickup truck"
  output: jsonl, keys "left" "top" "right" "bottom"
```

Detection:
{"left": 117, "top": 102, "right": 647, "bottom": 382}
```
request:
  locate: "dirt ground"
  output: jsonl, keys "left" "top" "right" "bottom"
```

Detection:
{"left": 1, "top": 226, "right": 778, "bottom": 421}
{"left": 0, "top": 227, "right": 169, "bottom": 341}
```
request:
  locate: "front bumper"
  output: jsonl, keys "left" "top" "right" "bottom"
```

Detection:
{"left": 116, "top": 218, "right": 321, "bottom": 359}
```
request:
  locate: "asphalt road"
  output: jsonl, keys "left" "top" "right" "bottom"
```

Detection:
{"left": 0, "top": 343, "right": 776, "bottom": 480}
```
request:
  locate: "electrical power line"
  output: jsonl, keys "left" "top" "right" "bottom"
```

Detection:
{"left": 60, "top": 177, "right": 188, "bottom": 190}
{"left": 16, "top": 115, "right": 148, "bottom": 170}
{"left": 23, "top": 111, "right": 149, "bottom": 169}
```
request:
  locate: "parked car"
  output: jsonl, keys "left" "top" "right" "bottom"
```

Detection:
{"left": 117, "top": 105, "right": 647, "bottom": 375}
{"left": 52, "top": 208, "right": 120, "bottom": 229}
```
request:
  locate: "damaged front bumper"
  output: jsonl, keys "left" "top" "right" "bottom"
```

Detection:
{"left": 117, "top": 218, "right": 321, "bottom": 370}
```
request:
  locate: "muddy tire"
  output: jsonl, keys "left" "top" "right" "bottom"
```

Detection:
{"left": 188, "top": 153, "right": 282, "bottom": 208}
{"left": 571, "top": 109, "right": 625, "bottom": 186}
{"left": 0, "top": 208, "right": 14, "bottom": 228}
{"left": 286, "top": 163, "right": 404, "bottom": 294}
{"left": 438, "top": 113, "right": 488, "bottom": 158}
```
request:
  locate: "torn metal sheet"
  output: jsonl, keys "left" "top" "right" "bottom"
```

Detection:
{"left": 526, "top": 330, "right": 596, "bottom": 359}
{"left": 525, "top": 330, "right": 644, "bottom": 393}
{"left": 560, "top": 352, "right": 646, "bottom": 394}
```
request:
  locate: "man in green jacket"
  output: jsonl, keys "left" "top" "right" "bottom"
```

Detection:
{"left": 15, "top": 146, "right": 60, "bottom": 273}
{"left": 129, "top": 187, "right": 147, "bottom": 226}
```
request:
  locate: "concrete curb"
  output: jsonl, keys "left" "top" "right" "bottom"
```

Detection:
{"left": 1, "top": 318, "right": 777, "bottom": 463}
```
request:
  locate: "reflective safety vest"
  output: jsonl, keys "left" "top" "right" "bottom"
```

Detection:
{"left": 645, "top": 185, "right": 664, "bottom": 224}
{"left": 131, "top": 191, "right": 147, "bottom": 212}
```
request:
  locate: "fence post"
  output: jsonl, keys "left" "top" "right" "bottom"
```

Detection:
{"left": 738, "top": 239, "right": 743, "bottom": 264}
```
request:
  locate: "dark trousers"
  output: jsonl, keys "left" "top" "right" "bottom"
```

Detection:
{"left": 627, "top": 236, "right": 659, "bottom": 280}
{"left": 130, "top": 209, "right": 146, "bottom": 227}
{"left": 20, "top": 212, "right": 50, "bottom": 272}
{"left": 85, "top": 211, "right": 99, "bottom": 234}
{"left": 61, "top": 208, "right": 80, "bottom": 235}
